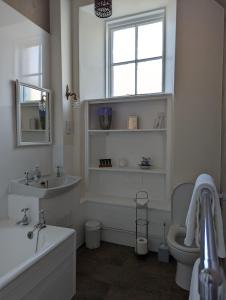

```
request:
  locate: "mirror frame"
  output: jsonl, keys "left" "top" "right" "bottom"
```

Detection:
{"left": 16, "top": 80, "right": 53, "bottom": 147}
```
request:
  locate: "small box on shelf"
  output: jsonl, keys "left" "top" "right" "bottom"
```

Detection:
{"left": 128, "top": 115, "right": 138, "bottom": 130}
{"left": 99, "top": 159, "right": 112, "bottom": 168}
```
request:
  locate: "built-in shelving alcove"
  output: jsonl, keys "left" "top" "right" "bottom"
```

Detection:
{"left": 83, "top": 94, "right": 173, "bottom": 212}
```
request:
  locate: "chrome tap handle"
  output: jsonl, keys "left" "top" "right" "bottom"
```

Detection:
{"left": 39, "top": 209, "right": 46, "bottom": 226}
{"left": 21, "top": 208, "right": 29, "bottom": 219}
{"left": 17, "top": 208, "right": 29, "bottom": 225}
{"left": 24, "top": 171, "right": 30, "bottom": 185}
{"left": 56, "top": 166, "right": 63, "bottom": 177}
{"left": 56, "top": 166, "right": 60, "bottom": 177}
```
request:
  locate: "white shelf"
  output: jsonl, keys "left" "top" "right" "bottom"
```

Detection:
{"left": 89, "top": 167, "right": 166, "bottom": 174}
{"left": 22, "top": 129, "right": 47, "bottom": 132}
{"left": 89, "top": 129, "right": 166, "bottom": 133}
{"left": 81, "top": 193, "right": 171, "bottom": 211}
{"left": 84, "top": 95, "right": 172, "bottom": 213}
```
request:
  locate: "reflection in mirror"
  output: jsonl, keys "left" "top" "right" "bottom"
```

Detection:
{"left": 16, "top": 80, "right": 52, "bottom": 146}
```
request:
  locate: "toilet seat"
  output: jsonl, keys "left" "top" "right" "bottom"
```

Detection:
{"left": 167, "top": 225, "right": 199, "bottom": 253}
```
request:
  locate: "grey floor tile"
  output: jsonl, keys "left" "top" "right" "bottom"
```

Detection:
{"left": 123, "top": 252, "right": 176, "bottom": 278}
{"left": 78, "top": 242, "right": 132, "bottom": 267}
{"left": 91, "top": 263, "right": 125, "bottom": 285}
{"left": 104, "top": 285, "right": 171, "bottom": 300}
{"left": 171, "top": 280, "right": 189, "bottom": 294}
{"left": 76, "top": 255, "right": 99, "bottom": 276}
{"left": 75, "top": 243, "right": 189, "bottom": 300}
{"left": 75, "top": 274, "right": 110, "bottom": 300}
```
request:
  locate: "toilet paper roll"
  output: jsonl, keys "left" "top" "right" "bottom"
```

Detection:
{"left": 136, "top": 237, "right": 148, "bottom": 255}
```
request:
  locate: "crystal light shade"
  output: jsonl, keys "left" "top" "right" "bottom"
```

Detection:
{"left": 95, "top": 0, "right": 112, "bottom": 18}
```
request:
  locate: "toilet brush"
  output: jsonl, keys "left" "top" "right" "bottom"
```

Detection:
{"left": 158, "top": 222, "right": 169, "bottom": 263}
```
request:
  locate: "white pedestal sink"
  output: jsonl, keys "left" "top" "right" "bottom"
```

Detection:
{"left": 9, "top": 175, "right": 81, "bottom": 198}
{"left": 8, "top": 175, "right": 82, "bottom": 236}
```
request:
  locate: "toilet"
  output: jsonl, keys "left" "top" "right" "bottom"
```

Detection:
{"left": 167, "top": 183, "right": 200, "bottom": 291}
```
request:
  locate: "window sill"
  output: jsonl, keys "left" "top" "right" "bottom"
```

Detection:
{"left": 83, "top": 92, "right": 173, "bottom": 103}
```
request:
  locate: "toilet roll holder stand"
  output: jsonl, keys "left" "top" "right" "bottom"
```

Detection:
{"left": 134, "top": 191, "right": 150, "bottom": 255}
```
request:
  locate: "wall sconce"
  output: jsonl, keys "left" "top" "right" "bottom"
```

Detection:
{"left": 65, "top": 85, "right": 79, "bottom": 102}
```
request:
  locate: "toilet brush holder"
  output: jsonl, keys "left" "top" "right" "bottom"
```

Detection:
{"left": 158, "top": 243, "right": 169, "bottom": 263}
{"left": 158, "top": 222, "right": 169, "bottom": 263}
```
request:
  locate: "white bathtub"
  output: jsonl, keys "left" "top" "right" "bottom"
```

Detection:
{"left": 0, "top": 220, "right": 76, "bottom": 300}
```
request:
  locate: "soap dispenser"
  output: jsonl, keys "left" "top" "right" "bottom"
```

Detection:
{"left": 34, "top": 165, "right": 41, "bottom": 181}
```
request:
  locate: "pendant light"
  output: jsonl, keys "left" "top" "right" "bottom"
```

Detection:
{"left": 95, "top": 0, "right": 112, "bottom": 18}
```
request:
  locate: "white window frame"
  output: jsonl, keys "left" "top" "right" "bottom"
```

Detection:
{"left": 106, "top": 9, "right": 166, "bottom": 98}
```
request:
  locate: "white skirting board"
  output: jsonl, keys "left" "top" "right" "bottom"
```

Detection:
{"left": 82, "top": 200, "right": 171, "bottom": 251}
{"left": 78, "top": 224, "right": 162, "bottom": 252}
{"left": 101, "top": 226, "right": 161, "bottom": 252}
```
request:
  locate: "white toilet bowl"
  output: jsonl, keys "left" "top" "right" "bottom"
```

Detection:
{"left": 167, "top": 225, "right": 199, "bottom": 290}
{"left": 167, "top": 183, "right": 200, "bottom": 291}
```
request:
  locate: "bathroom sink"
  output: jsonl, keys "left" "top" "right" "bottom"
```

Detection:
{"left": 31, "top": 176, "right": 72, "bottom": 189}
{"left": 9, "top": 175, "right": 81, "bottom": 198}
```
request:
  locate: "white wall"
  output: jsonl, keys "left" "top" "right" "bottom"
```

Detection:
{"left": 0, "top": 0, "right": 52, "bottom": 220}
{"left": 50, "top": 0, "right": 75, "bottom": 176}
{"left": 71, "top": 0, "right": 224, "bottom": 249}
{"left": 220, "top": 12, "right": 226, "bottom": 270}
{"left": 75, "top": 0, "right": 177, "bottom": 190}
{"left": 79, "top": 7, "right": 105, "bottom": 100}
{"left": 173, "top": 0, "right": 224, "bottom": 188}
{"left": 76, "top": 0, "right": 224, "bottom": 190}
{"left": 61, "top": 0, "right": 74, "bottom": 176}
{"left": 50, "top": 0, "right": 64, "bottom": 170}
{"left": 221, "top": 16, "right": 226, "bottom": 192}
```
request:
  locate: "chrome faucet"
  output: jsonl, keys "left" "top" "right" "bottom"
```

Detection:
{"left": 27, "top": 209, "right": 47, "bottom": 253}
{"left": 56, "top": 166, "right": 63, "bottom": 177}
{"left": 27, "top": 209, "right": 46, "bottom": 239}
{"left": 24, "top": 171, "right": 30, "bottom": 185}
{"left": 39, "top": 209, "right": 46, "bottom": 228}
{"left": 17, "top": 208, "right": 30, "bottom": 225}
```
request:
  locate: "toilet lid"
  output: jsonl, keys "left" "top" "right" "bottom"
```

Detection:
{"left": 172, "top": 183, "right": 194, "bottom": 226}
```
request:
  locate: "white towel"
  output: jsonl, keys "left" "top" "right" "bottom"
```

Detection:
{"left": 184, "top": 173, "right": 226, "bottom": 258}
{"left": 189, "top": 258, "right": 200, "bottom": 300}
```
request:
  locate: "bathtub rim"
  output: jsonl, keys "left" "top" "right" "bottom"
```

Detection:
{"left": 0, "top": 219, "right": 75, "bottom": 290}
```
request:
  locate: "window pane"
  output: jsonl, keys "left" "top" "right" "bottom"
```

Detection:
{"left": 113, "top": 27, "right": 135, "bottom": 63}
{"left": 137, "top": 59, "right": 162, "bottom": 94}
{"left": 138, "top": 22, "right": 163, "bottom": 59}
{"left": 113, "top": 63, "right": 135, "bottom": 96}
{"left": 22, "top": 45, "right": 42, "bottom": 75}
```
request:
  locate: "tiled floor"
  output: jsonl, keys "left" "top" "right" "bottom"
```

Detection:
{"left": 74, "top": 242, "right": 189, "bottom": 300}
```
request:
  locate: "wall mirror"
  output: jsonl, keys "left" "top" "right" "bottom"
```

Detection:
{"left": 16, "top": 80, "right": 52, "bottom": 146}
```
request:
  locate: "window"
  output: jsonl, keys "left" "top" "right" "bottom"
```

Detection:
{"left": 106, "top": 10, "right": 165, "bottom": 97}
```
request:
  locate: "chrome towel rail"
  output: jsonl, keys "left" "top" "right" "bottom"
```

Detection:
{"left": 199, "top": 188, "right": 223, "bottom": 300}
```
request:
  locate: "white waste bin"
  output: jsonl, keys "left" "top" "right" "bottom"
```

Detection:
{"left": 85, "top": 220, "right": 101, "bottom": 249}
